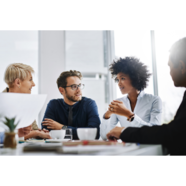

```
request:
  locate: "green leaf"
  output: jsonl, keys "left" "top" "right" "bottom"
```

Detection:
{"left": 2, "top": 116, "right": 19, "bottom": 132}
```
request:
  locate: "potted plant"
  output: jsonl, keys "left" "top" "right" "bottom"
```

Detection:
{"left": 2, "top": 117, "right": 19, "bottom": 148}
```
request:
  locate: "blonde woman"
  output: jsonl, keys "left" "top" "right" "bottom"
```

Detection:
{"left": 3, "top": 63, "right": 51, "bottom": 140}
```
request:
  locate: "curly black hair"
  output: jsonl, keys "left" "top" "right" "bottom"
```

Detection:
{"left": 109, "top": 57, "right": 151, "bottom": 91}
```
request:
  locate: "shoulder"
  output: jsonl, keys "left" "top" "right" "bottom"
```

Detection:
{"left": 48, "top": 98, "right": 64, "bottom": 106}
{"left": 142, "top": 92, "right": 162, "bottom": 103}
{"left": 80, "top": 97, "right": 99, "bottom": 114}
{"left": 116, "top": 95, "right": 128, "bottom": 102}
{"left": 81, "top": 97, "right": 97, "bottom": 106}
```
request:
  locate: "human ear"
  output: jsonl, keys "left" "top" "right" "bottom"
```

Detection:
{"left": 14, "top": 78, "right": 21, "bottom": 88}
{"left": 180, "top": 60, "right": 186, "bottom": 75}
{"left": 59, "top": 87, "right": 64, "bottom": 95}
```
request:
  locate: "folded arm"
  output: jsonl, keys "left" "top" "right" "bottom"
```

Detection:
{"left": 109, "top": 97, "right": 162, "bottom": 127}
{"left": 41, "top": 100, "right": 63, "bottom": 130}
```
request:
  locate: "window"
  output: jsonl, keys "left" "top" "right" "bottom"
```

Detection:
{"left": 155, "top": 31, "right": 186, "bottom": 123}
{"left": 114, "top": 30, "right": 154, "bottom": 98}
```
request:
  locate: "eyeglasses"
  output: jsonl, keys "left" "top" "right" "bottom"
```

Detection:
{"left": 64, "top": 84, "right": 85, "bottom": 90}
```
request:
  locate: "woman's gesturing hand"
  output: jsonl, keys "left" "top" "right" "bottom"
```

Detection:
{"left": 109, "top": 100, "right": 133, "bottom": 118}
{"left": 104, "top": 110, "right": 113, "bottom": 119}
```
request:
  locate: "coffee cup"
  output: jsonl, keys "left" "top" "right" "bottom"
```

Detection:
{"left": 77, "top": 128, "right": 97, "bottom": 140}
{"left": 49, "top": 130, "right": 66, "bottom": 139}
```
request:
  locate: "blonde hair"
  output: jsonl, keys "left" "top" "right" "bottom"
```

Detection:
{"left": 4, "top": 63, "right": 34, "bottom": 87}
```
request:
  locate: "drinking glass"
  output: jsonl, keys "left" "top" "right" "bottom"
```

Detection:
{"left": 64, "top": 128, "right": 72, "bottom": 140}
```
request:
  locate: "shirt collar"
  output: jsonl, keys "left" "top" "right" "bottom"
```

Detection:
{"left": 137, "top": 90, "right": 145, "bottom": 99}
{"left": 127, "top": 90, "right": 145, "bottom": 100}
{"left": 62, "top": 99, "right": 80, "bottom": 110}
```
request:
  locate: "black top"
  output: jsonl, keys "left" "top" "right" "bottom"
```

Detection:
{"left": 120, "top": 90, "right": 186, "bottom": 155}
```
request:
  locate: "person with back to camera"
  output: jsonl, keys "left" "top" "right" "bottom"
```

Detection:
{"left": 100, "top": 57, "right": 162, "bottom": 140}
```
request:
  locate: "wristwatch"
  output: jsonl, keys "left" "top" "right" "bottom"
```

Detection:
{"left": 62, "top": 125, "right": 67, "bottom": 129}
{"left": 127, "top": 114, "right": 135, "bottom": 122}
{"left": 129, "top": 115, "right": 135, "bottom": 122}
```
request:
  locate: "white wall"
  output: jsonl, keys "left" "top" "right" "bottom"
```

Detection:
{"left": 0, "top": 31, "right": 38, "bottom": 94}
{"left": 65, "top": 31, "right": 115, "bottom": 119}
{"left": 0, "top": 31, "right": 38, "bottom": 132}
{"left": 38, "top": 31, "right": 65, "bottom": 127}
{"left": 66, "top": 31, "right": 107, "bottom": 74}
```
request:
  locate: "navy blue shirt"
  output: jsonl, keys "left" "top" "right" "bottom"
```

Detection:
{"left": 41, "top": 97, "right": 101, "bottom": 139}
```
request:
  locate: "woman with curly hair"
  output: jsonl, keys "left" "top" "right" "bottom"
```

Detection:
{"left": 100, "top": 57, "right": 162, "bottom": 140}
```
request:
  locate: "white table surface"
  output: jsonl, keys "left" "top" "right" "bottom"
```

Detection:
{"left": 0, "top": 142, "right": 164, "bottom": 156}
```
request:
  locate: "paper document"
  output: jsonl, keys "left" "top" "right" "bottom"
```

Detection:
{"left": 0, "top": 93, "right": 47, "bottom": 129}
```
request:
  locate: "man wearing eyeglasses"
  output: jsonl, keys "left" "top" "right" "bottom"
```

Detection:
{"left": 41, "top": 70, "right": 101, "bottom": 140}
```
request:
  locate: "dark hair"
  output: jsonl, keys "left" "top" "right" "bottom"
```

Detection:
{"left": 109, "top": 57, "right": 151, "bottom": 91}
{"left": 57, "top": 70, "right": 82, "bottom": 88}
{"left": 170, "top": 37, "right": 186, "bottom": 67}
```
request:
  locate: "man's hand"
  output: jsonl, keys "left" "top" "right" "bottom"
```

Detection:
{"left": 109, "top": 100, "right": 133, "bottom": 118}
{"left": 106, "top": 126, "right": 125, "bottom": 141}
{"left": 18, "top": 124, "right": 32, "bottom": 137}
{"left": 42, "top": 118, "right": 63, "bottom": 130}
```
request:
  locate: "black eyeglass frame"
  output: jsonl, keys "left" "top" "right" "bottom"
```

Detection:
{"left": 63, "top": 84, "right": 85, "bottom": 90}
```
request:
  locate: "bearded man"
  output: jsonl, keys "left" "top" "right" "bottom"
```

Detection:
{"left": 41, "top": 70, "right": 101, "bottom": 139}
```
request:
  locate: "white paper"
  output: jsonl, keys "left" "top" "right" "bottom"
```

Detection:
{"left": 0, "top": 93, "right": 47, "bottom": 129}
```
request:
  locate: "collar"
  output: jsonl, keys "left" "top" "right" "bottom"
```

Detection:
{"left": 62, "top": 99, "right": 80, "bottom": 110}
{"left": 137, "top": 90, "right": 145, "bottom": 99}
{"left": 127, "top": 90, "right": 145, "bottom": 100}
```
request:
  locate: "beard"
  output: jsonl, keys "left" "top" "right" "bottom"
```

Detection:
{"left": 65, "top": 90, "right": 82, "bottom": 102}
